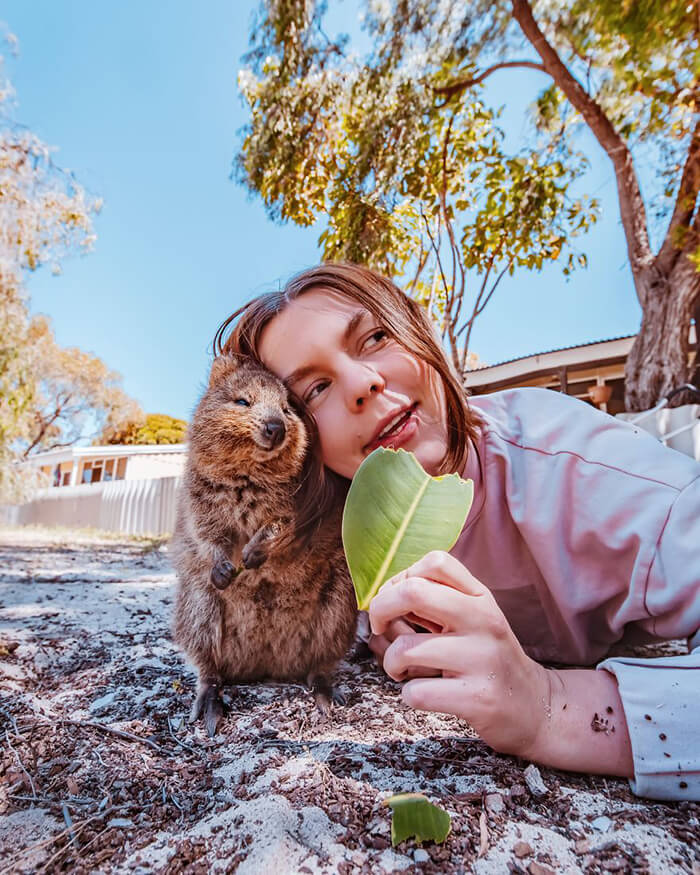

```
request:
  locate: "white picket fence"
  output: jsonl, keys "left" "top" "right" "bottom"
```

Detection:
{"left": 0, "top": 476, "right": 182, "bottom": 535}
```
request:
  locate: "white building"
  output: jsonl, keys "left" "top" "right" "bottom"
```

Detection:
{"left": 1, "top": 444, "right": 187, "bottom": 534}
{"left": 28, "top": 443, "right": 187, "bottom": 488}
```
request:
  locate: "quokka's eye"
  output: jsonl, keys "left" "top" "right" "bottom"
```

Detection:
{"left": 234, "top": 398, "right": 250, "bottom": 407}
{"left": 282, "top": 406, "right": 290, "bottom": 415}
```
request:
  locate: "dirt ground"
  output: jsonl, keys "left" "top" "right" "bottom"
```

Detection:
{"left": 0, "top": 527, "right": 698, "bottom": 874}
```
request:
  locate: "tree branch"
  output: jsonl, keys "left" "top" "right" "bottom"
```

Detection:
{"left": 511, "top": 0, "right": 654, "bottom": 290}
{"left": 657, "top": 116, "right": 700, "bottom": 272}
{"left": 434, "top": 60, "right": 546, "bottom": 101}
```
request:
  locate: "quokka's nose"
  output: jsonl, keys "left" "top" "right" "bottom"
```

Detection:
{"left": 264, "top": 418, "right": 286, "bottom": 448}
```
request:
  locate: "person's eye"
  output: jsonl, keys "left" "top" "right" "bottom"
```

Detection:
{"left": 363, "top": 328, "right": 388, "bottom": 349}
{"left": 304, "top": 380, "right": 330, "bottom": 403}
{"left": 233, "top": 398, "right": 250, "bottom": 407}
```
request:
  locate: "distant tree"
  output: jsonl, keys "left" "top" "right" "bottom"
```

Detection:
{"left": 237, "top": 0, "right": 699, "bottom": 408}
{"left": 0, "top": 33, "right": 102, "bottom": 499}
{"left": 99, "top": 412, "right": 187, "bottom": 446}
{"left": 18, "top": 316, "right": 142, "bottom": 458}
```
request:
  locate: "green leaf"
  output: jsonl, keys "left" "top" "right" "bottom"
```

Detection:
{"left": 341, "top": 447, "right": 473, "bottom": 610}
{"left": 384, "top": 793, "right": 451, "bottom": 846}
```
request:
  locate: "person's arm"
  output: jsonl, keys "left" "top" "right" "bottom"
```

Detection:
{"left": 591, "top": 476, "right": 700, "bottom": 800}
{"left": 520, "top": 666, "right": 633, "bottom": 777}
{"left": 368, "top": 552, "right": 636, "bottom": 775}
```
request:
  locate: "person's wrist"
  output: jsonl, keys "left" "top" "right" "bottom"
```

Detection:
{"left": 513, "top": 663, "right": 556, "bottom": 762}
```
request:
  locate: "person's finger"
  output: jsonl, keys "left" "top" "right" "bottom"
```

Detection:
{"left": 368, "top": 632, "right": 443, "bottom": 678}
{"left": 369, "top": 575, "right": 476, "bottom": 636}
{"left": 385, "top": 617, "right": 419, "bottom": 641}
{"left": 400, "top": 676, "right": 474, "bottom": 717}
{"left": 368, "top": 633, "right": 389, "bottom": 660}
{"left": 383, "top": 632, "right": 482, "bottom": 681}
{"left": 388, "top": 551, "right": 487, "bottom": 598}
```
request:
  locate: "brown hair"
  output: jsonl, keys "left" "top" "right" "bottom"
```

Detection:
{"left": 213, "top": 263, "right": 482, "bottom": 547}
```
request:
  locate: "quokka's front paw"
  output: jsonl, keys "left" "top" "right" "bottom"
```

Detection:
{"left": 210, "top": 559, "right": 240, "bottom": 590}
{"left": 241, "top": 540, "right": 267, "bottom": 570}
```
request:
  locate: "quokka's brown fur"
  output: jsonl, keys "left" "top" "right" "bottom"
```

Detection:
{"left": 171, "top": 354, "right": 357, "bottom": 734}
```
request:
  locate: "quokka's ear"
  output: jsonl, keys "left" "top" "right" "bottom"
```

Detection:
{"left": 208, "top": 354, "right": 243, "bottom": 387}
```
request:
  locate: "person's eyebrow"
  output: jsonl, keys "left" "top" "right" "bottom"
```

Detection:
{"left": 283, "top": 310, "right": 367, "bottom": 388}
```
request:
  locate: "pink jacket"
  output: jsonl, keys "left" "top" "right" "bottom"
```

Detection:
{"left": 452, "top": 388, "right": 699, "bottom": 800}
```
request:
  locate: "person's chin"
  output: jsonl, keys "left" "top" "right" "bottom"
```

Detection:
{"left": 408, "top": 438, "right": 447, "bottom": 476}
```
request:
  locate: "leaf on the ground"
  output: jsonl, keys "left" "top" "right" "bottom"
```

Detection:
{"left": 478, "top": 810, "right": 489, "bottom": 857}
{"left": 384, "top": 792, "right": 451, "bottom": 846}
{"left": 342, "top": 448, "right": 473, "bottom": 610}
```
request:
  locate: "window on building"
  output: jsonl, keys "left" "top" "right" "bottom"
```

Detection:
{"left": 116, "top": 458, "right": 127, "bottom": 480}
{"left": 81, "top": 460, "right": 105, "bottom": 483}
{"left": 103, "top": 459, "right": 115, "bottom": 482}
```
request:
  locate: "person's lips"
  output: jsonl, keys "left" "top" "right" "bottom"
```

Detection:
{"left": 364, "top": 402, "right": 419, "bottom": 451}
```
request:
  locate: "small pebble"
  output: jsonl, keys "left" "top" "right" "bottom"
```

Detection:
{"left": 89, "top": 691, "right": 117, "bottom": 714}
{"left": 524, "top": 764, "right": 548, "bottom": 797}
{"left": 528, "top": 863, "right": 555, "bottom": 875}
{"left": 602, "top": 857, "right": 628, "bottom": 871}
{"left": 107, "top": 817, "right": 135, "bottom": 829}
{"left": 413, "top": 849, "right": 430, "bottom": 863}
{"left": 591, "top": 815, "right": 613, "bottom": 833}
{"left": 484, "top": 792, "right": 505, "bottom": 815}
{"left": 513, "top": 840, "right": 533, "bottom": 858}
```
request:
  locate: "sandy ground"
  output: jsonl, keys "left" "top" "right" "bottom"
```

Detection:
{"left": 0, "top": 526, "right": 698, "bottom": 874}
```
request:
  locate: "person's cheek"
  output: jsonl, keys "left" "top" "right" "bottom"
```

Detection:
{"left": 316, "top": 406, "right": 352, "bottom": 478}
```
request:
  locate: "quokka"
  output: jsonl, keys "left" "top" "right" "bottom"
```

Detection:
{"left": 171, "top": 354, "right": 358, "bottom": 735}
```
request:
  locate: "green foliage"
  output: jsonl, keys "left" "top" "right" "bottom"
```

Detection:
{"left": 529, "top": 0, "right": 698, "bottom": 220}
{"left": 342, "top": 447, "right": 473, "bottom": 610}
{"left": 238, "top": 1, "right": 699, "bottom": 390}
{"left": 236, "top": 0, "right": 601, "bottom": 369}
{"left": 0, "top": 36, "right": 102, "bottom": 500}
{"left": 100, "top": 413, "right": 187, "bottom": 446}
{"left": 384, "top": 793, "right": 452, "bottom": 846}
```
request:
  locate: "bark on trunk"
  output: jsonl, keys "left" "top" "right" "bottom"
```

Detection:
{"left": 625, "top": 258, "right": 700, "bottom": 411}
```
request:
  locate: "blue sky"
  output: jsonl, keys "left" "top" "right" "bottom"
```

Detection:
{"left": 4, "top": 1, "right": 642, "bottom": 423}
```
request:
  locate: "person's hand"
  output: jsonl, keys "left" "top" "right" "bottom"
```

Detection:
{"left": 368, "top": 550, "right": 551, "bottom": 758}
{"left": 368, "top": 617, "right": 442, "bottom": 678}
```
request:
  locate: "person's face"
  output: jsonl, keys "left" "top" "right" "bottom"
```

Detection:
{"left": 258, "top": 288, "right": 449, "bottom": 479}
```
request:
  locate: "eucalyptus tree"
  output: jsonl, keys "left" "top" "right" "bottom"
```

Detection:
{"left": 0, "top": 36, "right": 101, "bottom": 498}
{"left": 237, "top": 0, "right": 699, "bottom": 408}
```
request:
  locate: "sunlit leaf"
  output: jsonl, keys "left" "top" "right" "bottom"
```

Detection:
{"left": 342, "top": 447, "right": 473, "bottom": 610}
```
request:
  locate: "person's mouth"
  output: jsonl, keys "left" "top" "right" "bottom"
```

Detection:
{"left": 364, "top": 402, "right": 419, "bottom": 452}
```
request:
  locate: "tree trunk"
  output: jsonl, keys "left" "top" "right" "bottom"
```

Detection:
{"left": 624, "top": 258, "right": 700, "bottom": 411}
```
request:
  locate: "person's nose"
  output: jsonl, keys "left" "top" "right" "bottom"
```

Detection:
{"left": 343, "top": 361, "right": 385, "bottom": 412}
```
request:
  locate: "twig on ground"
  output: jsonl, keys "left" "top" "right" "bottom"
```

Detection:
{"left": 167, "top": 715, "right": 198, "bottom": 755}
{"left": 170, "top": 792, "right": 183, "bottom": 812}
{"left": 9, "top": 793, "right": 93, "bottom": 808}
{"left": 93, "top": 745, "right": 106, "bottom": 767}
{"left": 0, "top": 704, "right": 20, "bottom": 735}
{"left": 4, "top": 728, "right": 37, "bottom": 799}
{"left": 59, "top": 719, "right": 169, "bottom": 754}
{"left": 0, "top": 803, "right": 150, "bottom": 875}
{"left": 61, "top": 803, "right": 79, "bottom": 847}
{"left": 48, "top": 824, "right": 112, "bottom": 872}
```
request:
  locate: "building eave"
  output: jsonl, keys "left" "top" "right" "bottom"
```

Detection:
{"left": 465, "top": 336, "right": 635, "bottom": 389}
{"left": 26, "top": 443, "right": 188, "bottom": 467}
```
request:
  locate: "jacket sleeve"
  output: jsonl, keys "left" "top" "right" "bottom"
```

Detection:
{"left": 596, "top": 475, "right": 700, "bottom": 801}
